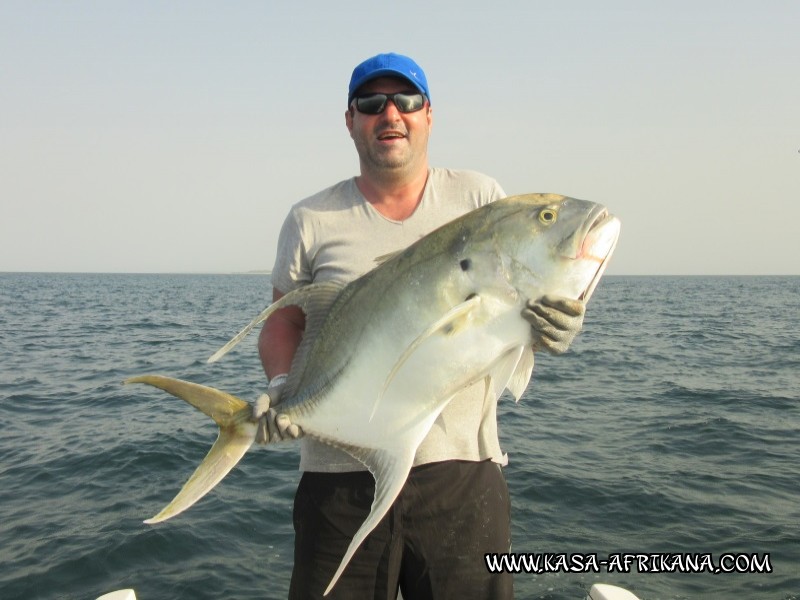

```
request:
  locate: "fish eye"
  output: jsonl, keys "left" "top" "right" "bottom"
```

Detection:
{"left": 539, "top": 209, "right": 557, "bottom": 225}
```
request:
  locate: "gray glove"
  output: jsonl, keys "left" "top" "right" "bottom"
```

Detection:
{"left": 252, "top": 377, "right": 303, "bottom": 444}
{"left": 522, "top": 294, "right": 586, "bottom": 354}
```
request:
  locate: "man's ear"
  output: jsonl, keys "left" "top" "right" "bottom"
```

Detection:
{"left": 345, "top": 107, "right": 355, "bottom": 137}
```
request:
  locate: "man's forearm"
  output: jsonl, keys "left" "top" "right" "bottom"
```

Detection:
{"left": 259, "top": 289, "right": 305, "bottom": 380}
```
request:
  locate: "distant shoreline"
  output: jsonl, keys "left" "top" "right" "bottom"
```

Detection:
{"left": 0, "top": 271, "right": 273, "bottom": 276}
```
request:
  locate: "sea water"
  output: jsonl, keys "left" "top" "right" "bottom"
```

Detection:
{"left": 0, "top": 273, "right": 797, "bottom": 599}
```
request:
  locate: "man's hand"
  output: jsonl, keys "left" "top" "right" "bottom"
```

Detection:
{"left": 522, "top": 295, "right": 586, "bottom": 355}
{"left": 252, "top": 376, "right": 303, "bottom": 444}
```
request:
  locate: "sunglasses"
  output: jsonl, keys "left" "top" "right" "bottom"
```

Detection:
{"left": 353, "top": 92, "right": 427, "bottom": 115}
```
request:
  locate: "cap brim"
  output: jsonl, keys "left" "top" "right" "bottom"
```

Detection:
{"left": 349, "top": 69, "right": 428, "bottom": 103}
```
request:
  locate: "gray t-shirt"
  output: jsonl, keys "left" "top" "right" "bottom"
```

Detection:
{"left": 272, "top": 167, "right": 508, "bottom": 472}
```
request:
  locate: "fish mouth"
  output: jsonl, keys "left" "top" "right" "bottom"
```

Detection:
{"left": 577, "top": 209, "right": 621, "bottom": 302}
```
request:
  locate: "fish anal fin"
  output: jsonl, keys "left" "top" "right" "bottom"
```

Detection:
{"left": 323, "top": 446, "right": 414, "bottom": 596}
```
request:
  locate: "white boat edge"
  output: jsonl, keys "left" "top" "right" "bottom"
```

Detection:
{"left": 95, "top": 591, "right": 137, "bottom": 600}
{"left": 95, "top": 583, "right": 640, "bottom": 600}
{"left": 586, "top": 583, "right": 642, "bottom": 600}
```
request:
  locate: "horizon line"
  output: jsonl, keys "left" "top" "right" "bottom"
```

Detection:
{"left": 1, "top": 271, "right": 798, "bottom": 277}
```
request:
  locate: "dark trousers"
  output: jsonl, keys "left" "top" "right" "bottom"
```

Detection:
{"left": 289, "top": 459, "right": 513, "bottom": 599}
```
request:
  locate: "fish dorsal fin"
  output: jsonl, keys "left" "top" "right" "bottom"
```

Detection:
{"left": 207, "top": 281, "right": 345, "bottom": 364}
{"left": 372, "top": 250, "right": 402, "bottom": 267}
{"left": 284, "top": 281, "right": 347, "bottom": 397}
{"left": 322, "top": 445, "right": 414, "bottom": 596}
{"left": 370, "top": 295, "right": 482, "bottom": 421}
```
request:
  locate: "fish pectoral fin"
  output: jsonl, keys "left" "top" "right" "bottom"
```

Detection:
{"left": 207, "top": 281, "right": 345, "bottom": 363}
{"left": 370, "top": 295, "right": 482, "bottom": 421}
{"left": 125, "top": 375, "right": 257, "bottom": 523}
{"left": 323, "top": 446, "right": 414, "bottom": 596}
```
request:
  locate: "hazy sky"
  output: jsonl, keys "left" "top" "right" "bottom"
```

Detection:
{"left": 2, "top": 1, "right": 798, "bottom": 275}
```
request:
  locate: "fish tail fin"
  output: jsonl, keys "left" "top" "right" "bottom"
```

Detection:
{"left": 125, "top": 375, "right": 257, "bottom": 523}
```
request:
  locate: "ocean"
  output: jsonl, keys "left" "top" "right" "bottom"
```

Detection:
{"left": 0, "top": 273, "right": 797, "bottom": 600}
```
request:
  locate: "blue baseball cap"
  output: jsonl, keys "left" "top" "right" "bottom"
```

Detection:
{"left": 348, "top": 53, "right": 430, "bottom": 105}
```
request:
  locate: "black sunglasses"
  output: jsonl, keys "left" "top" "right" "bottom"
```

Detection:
{"left": 353, "top": 92, "right": 427, "bottom": 115}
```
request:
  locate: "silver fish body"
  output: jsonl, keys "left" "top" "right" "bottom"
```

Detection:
{"left": 127, "top": 193, "right": 620, "bottom": 595}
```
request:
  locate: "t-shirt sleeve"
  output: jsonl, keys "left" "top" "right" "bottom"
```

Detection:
{"left": 270, "top": 210, "right": 312, "bottom": 294}
{"left": 450, "top": 169, "right": 505, "bottom": 207}
{"left": 488, "top": 178, "right": 506, "bottom": 203}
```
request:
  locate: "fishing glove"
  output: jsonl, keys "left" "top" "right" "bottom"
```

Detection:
{"left": 252, "top": 374, "right": 303, "bottom": 444}
{"left": 523, "top": 295, "right": 586, "bottom": 354}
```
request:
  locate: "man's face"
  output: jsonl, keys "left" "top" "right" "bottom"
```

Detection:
{"left": 346, "top": 77, "right": 432, "bottom": 174}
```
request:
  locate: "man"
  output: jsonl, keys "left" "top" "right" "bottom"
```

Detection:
{"left": 256, "top": 53, "right": 585, "bottom": 599}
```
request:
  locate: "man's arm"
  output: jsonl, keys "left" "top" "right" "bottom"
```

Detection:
{"left": 523, "top": 295, "right": 585, "bottom": 355}
{"left": 253, "top": 288, "right": 306, "bottom": 443}
{"left": 259, "top": 288, "right": 305, "bottom": 379}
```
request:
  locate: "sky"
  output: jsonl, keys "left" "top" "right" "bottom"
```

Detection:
{"left": 2, "top": 1, "right": 798, "bottom": 275}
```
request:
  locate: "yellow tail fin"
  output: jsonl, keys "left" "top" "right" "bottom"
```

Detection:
{"left": 125, "top": 375, "right": 257, "bottom": 523}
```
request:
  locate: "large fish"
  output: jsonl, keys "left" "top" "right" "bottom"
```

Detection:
{"left": 126, "top": 193, "right": 620, "bottom": 595}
